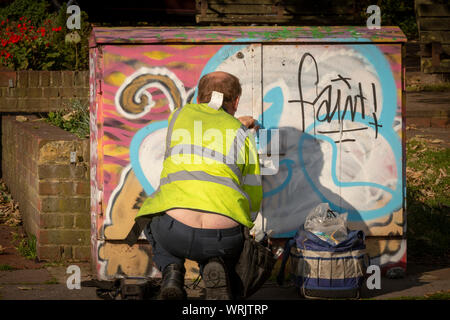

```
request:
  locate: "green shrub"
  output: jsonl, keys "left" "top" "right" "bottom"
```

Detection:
{"left": 45, "top": 98, "right": 89, "bottom": 138}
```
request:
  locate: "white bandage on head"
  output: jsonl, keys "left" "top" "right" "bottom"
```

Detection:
{"left": 208, "top": 91, "right": 223, "bottom": 110}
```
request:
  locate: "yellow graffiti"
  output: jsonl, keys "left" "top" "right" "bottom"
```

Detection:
{"left": 99, "top": 243, "right": 153, "bottom": 278}
{"left": 169, "top": 44, "right": 196, "bottom": 50}
{"left": 365, "top": 239, "right": 403, "bottom": 259}
{"left": 166, "top": 61, "right": 196, "bottom": 70}
{"left": 143, "top": 51, "right": 174, "bottom": 60}
{"left": 105, "top": 71, "right": 127, "bottom": 87}
{"left": 104, "top": 169, "right": 143, "bottom": 239}
{"left": 104, "top": 144, "right": 130, "bottom": 156}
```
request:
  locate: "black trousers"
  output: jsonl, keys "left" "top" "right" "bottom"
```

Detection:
{"left": 144, "top": 213, "right": 244, "bottom": 277}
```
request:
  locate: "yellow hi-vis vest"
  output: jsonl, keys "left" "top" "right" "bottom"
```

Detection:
{"left": 136, "top": 103, "right": 263, "bottom": 229}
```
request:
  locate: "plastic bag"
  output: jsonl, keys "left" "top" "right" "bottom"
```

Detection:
{"left": 304, "top": 203, "right": 348, "bottom": 245}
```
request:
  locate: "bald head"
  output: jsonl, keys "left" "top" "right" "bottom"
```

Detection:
{"left": 197, "top": 71, "right": 242, "bottom": 114}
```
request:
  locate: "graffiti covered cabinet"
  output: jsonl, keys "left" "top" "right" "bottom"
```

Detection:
{"left": 89, "top": 27, "right": 407, "bottom": 280}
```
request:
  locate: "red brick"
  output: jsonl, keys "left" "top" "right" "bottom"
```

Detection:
{"left": 430, "top": 117, "right": 449, "bottom": 128}
{"left": 40, "top": 71, "right": 50, "bottom": 87}
{"left": 27, "top": 87, "right": 43, "bottom": 98}
{"left": 75, "top": 181, "right": 90, "bottom": 195}
{"left": 74, "top": 213, "right": 91, "bottom": 229}
{"left": 63, "top": 214, "right": 74, "bottom": 229}
{"left": 40, "top": 213, "right": 64, "bottom": 229}
{"left": 62, "top": 71, "right": 74, "bottom": 87}
{"left": 50, "top": 71, "right": 62, "bottom": 86}
{"left": 43, "top": 87, "right": 60, "bottom": 97}
{"left": 0, "top": 71, "right": 16, "bottom": 87}
{"left": 62, "top": 245, "right": 73, "bottom": 260}
{"left": 406, "top": 117, "right": 430, "bottom": 128}
{"left": 74, "top": 71, "right": 86, "bottom": 87}
{"left": 38, "top": 164, "right": 88, "bottom": 180}
{"left": 39, "top": 196, "right": 90, "bottom": 213}
{"left": 59, "top": 87, "right": 76, "bottom": 97}
{"left": 39, "top": 181, "right": 71, "bottom": 196}
{"left": 73, "top": 246, "right": 91, "bottom": 261}
{"left": 39, "top": 229, "right": 90, "bottom": 246}
{"left": 28, "top": 71, "right": 40, "bottom": 87}
{"left": 17, "top": 71, "right": 28, "bottom": 88}
{"left": 37, "top": 244, "right": 62, "bottom": 261}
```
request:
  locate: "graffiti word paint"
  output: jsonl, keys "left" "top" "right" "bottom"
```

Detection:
{"left": 288, "top": 52, "right": 382, "bottom": 140}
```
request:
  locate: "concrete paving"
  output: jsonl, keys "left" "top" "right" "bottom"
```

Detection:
{"left": 0, "top": 262, "right": 448, "bottom": 300}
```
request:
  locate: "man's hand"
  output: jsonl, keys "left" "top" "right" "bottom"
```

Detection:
{"left": 238, "top": 116, "right": 260, "bottom": 130}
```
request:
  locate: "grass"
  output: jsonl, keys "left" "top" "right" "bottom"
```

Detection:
{"left": 385, "top": 291, "right": 450, "bottom": 300}
{"left": 44, "top": 277, "right": 59, "bottom": 285}
{"left": 406, "top": 137, "right": 450, "bottom": 262}
{"left": 16, "top": 234, "right": 37, "bottom": 261}
{"left": 43, "top": 262, "right": 66, "bottom": 268}
{"left": 0, "top": 264, "right": 17, "bottom": 271}
{"left": 406, "top": 83, "right": 450, "bottom": 93}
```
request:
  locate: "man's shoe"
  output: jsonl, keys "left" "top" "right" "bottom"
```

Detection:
{"left": 159, "top": 264, "right": 186, "bottom": 300}
{"left": 202, "top": 258, "right": 232, "bottom": 300}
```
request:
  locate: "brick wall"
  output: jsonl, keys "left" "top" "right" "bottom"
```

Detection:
{"left": 2, "top": 116, "right": 90, "bottom": 261}
{"left": 0, "top": 71, "right": 89, "bottom": 112}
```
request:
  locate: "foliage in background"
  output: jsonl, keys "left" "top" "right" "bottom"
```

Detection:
{"left": 45, "top": 98, "right": 89, "bottom": 138}
{"left": 0, "top": 0, "right": 90, "bottom": 70}
{"left": 377, "top": 0, "right": 418, "bottom": 40}
{"left": 0, "top": 17, "right": 63, "bottom": 70}
{"left": 406, "top": 137, "right": 450, "bottom": 263}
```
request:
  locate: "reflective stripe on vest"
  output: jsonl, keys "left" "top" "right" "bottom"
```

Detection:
{"left": 164, "top": 106, "right": 184, "bottom": 160}
{"left": 160, "top": 170, "right": 253, "bottom": 211}
{"left": 166, "top": 144, "right": 242, "bottom": 182}
{"left": 227, "top": 125, "right": 249, "bottom": 165}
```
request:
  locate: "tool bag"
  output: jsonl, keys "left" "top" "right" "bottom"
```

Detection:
{"left": 234, "top": 227, "right": 277, "bottom": 299}
{"left": 278, "top": 227, "right": 369, "bottom": 299}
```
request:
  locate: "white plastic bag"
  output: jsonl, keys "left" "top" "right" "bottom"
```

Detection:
{"left": 304, "top": 203, "right": 348, "bottom": 245}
